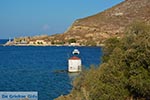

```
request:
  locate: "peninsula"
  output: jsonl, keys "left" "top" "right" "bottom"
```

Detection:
{"left": 5, "top": 0, "right": 150, "bottom": 47}
{"left": 4, "top": 35, "right": 82, "bottom": 46}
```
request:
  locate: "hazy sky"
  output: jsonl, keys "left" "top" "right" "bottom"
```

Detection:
{"left": 0, "top": 0, "right": 124, "bottom": 39}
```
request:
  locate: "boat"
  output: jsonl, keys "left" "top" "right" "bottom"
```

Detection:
{"left": 72, "top": 49, "right": 80, "bottom": 55}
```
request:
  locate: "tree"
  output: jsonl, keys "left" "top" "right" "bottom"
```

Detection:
{"left": 68, "top": 38, "right": 76, "bottom": 43}
{"left": 56, "top": 22, "right": 150, "bottom": 100}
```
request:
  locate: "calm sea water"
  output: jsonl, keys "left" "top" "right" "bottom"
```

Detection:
{"left": 0, "top": 39, "right": 8, "bottom": 45}
{"left": 0, "top": 39, "right": 102, "bottom": 100}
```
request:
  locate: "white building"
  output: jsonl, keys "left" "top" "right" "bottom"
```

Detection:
{"left": 68, "top": 56, "right": 82, "bottom": 72}
{"left": 29, "top": 41, "right": 35, "bottom": 45}
{"left": 70, "top": 43, "right": 80, "bottom": 46}
{"left": 35, "top": 40, "right": 47, "bottom": 45}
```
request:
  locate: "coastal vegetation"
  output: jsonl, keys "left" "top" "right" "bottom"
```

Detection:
{"left": 1, "top": 0, "right": 149, "bottom": 99}
{"left": 56, "top": 22, "right": 150, "bottom": 100}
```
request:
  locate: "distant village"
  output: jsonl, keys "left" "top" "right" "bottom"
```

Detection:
{"left": 4, "top": 35, "right": 81, "bottom": 46}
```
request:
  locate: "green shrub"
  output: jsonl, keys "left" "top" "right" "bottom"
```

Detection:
{"left": 68, "top": 38, "right": 76, "bottom": 43}
{"left": 58, "top": 22, "right": 150, "bottom": 100}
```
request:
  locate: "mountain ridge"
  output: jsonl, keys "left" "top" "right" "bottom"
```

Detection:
{"left": 57, "top": 0, "right": 150, "bottom": 45}
{"left": 7, "top": 0, "right": 150, "bottom": 46}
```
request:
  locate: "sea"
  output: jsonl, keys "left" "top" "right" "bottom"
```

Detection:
{"left": 0, "top": 39, "right": 102, "bottom": 100}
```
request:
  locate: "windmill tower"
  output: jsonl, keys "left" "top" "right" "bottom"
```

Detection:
{"left": 68, "top": 49, "right": 82, "bottom": 72}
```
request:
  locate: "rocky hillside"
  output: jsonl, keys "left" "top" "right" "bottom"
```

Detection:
{"left": 9, "top": 0, "right": 150, "bottom": 46}
{"left": 52, "top": 0, "right": 150, "bottom": 46}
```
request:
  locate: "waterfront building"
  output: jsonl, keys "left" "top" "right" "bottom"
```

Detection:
{"left": 68, "top": 56, "right": 82, "bottom": 72}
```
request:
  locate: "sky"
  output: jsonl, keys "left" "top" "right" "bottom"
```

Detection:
{"left": 0, "top": 0, "right": 124, "bottom": 39}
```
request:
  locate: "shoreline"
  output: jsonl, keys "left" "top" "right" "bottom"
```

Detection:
{"left": 2, "top": 44, "right": 103, "bottom": 47}
{"left": 3, "top": 42, "right": 104, "bottom": 47}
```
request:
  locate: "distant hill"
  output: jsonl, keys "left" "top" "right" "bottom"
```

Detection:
{"left": 51, "top": 0, "right": 150, "bottom": 46}
{"left": 10, "top": 0, "right": 150, "bottom": 46}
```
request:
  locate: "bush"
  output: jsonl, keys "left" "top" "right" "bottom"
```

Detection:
{"left": 56, "top": 22, "right": 150, "bottom": 100}
{"left": 68, "top": 38, "right": 76, "bottom": 43}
